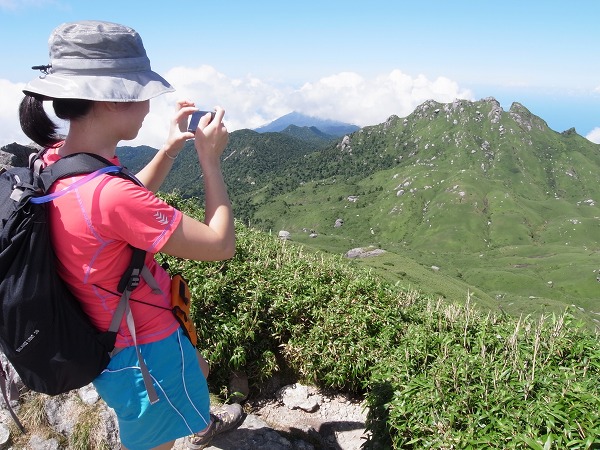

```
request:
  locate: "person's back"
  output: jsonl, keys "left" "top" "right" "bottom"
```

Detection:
{"left": 42, "top": 147, "right": 180, "bottom": 347}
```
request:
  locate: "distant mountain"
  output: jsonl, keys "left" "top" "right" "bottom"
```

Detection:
{"left": 280, "top": 124, "right": 338, "bottom": 145}
{"left": 254, "top": 111, "right": 360, "bottom": 137}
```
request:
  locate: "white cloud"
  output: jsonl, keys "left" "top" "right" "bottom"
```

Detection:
{"left": 0, "top": 79, "right": 68, "bottom": 147}
{"left": 287, "top": 70, "right": 473, "bottom": 126}
{"left": 0, "top": 79, "right": 30, "bottom": 145}
{"left": 586, "top": 127, "right": 600, "bottom": 144}
{"left": 131, "top": 67, "right": 473, "bottom": 148}
{"left": 159, "top": 65, "right": 293, "bottom": 131}
{"left": 0, "top": 67, "right": 474, "bottom": 149}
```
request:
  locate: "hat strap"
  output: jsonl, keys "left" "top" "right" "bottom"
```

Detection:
{"left": 31, "top": 64, "right": 52, "bottom": 75}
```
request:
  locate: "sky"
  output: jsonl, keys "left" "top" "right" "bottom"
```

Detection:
{"left": 0, "top": 0, "right": 599, "bottom": 149}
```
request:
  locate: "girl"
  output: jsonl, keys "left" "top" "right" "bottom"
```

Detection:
{"left": 19, "top": 20, "right": 243, "bottom": 450}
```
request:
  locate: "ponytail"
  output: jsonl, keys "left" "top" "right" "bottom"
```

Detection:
{"left": 19, "top": 95, "right": 60, "bottom": 148}
{"left": 19, "top": 95, "right": 94, "bottom": 148}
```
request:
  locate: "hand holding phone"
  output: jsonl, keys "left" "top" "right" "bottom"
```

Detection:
{"left": 188, "top": 110, "right": 216, "bottom": 133}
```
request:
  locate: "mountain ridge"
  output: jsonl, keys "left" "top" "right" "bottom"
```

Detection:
{"left": 254, "top": 111, "right": 360, "bottom": 136}
{"left": 244, "top": 97, "right": 600, "bottom": 325}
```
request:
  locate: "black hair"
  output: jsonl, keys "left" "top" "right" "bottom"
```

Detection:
{"left": 19, "top": 95, "right": 93, "bottom": 148}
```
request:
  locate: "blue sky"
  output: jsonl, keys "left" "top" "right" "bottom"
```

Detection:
{"left": 1, "top": 0, "right": 599, "bottom": 148}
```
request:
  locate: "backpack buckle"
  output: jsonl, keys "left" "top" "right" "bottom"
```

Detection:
{"left": 127, "top": 272, "right": 141, "bottom": 291}
{"left": 10, "top": 187, "right": 24, "bottom": 202}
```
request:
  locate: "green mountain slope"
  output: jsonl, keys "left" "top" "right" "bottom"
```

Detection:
{"left": 280, "top": 124, "right": 338, "bottom": 145}
{"left": 118, "top": 129, "right": 329, "bottom": 221}
{"left": 248, "top": 98, "right": 600, "bottom": 326}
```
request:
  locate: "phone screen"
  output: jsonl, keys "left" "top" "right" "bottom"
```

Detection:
{"left": 188, "top": 111, "right": 215, "bottom": 133}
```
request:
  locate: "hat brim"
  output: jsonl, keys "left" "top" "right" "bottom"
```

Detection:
{"left": 23, "top": 70, "right": 174, "bottom": 102}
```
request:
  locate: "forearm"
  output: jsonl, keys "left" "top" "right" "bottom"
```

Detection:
{"left": 136, "top": 100, "right": 196, "bottom": 191}
{"left": 202, "top": 161, "right": 235, "bottom": 254}
{"left": 135, "top": 146, "right": 179, "bottom": 192}
{"left": 159, "top": 161, "right": 234, "bottom": 261}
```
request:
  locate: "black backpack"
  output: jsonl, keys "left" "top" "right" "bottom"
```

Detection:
{"left": 0, "top": 152, "right": 159, "bottom": 431}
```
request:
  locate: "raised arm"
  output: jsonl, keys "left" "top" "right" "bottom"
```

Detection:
{"left": 135, "top": 100, "right": 196, "bottom": 192}
{"left": 160, "top": 107, "right": 235, "bottom": 261}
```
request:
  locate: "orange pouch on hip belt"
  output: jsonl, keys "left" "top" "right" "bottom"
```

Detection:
{"left": 171, "top": 274, "right": 198, "bottom": 347}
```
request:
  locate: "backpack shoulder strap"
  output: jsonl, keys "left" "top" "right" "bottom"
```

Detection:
{"left": 32, "top": 153, "right": 144, "bottom": 205}
{"left": 38, "top": 153, "right": 133, "bottom": 190}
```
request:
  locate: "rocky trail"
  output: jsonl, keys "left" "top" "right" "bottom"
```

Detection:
{"left": 175, "top": 383, "right": 368, "bottom": 450}
{"left": 1, "top": 382, "right": 368, "bottom": 450}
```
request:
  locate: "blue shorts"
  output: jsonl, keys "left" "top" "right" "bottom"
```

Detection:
{"left": 93, "top": 328, "right": 211, "bottom": 449}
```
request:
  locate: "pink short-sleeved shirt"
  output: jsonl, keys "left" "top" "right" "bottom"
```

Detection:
{"left": 43, "top": 148, "right": 182, "bottom": 347}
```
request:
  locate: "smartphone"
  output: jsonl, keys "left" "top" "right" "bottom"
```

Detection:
{"left": 188, "top": 110, "right": 216, "bottom": 133}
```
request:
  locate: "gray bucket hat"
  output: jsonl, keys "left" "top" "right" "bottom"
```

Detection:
{"left": 23, "top": 20, "right": 174, "bottom": 102}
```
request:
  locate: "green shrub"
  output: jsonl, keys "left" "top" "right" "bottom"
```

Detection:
{"left": 363, "top": 300, "right": 600, "bottom": 449}
{"left": 158, "top": 193, "right": 600, "bottom": 448}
